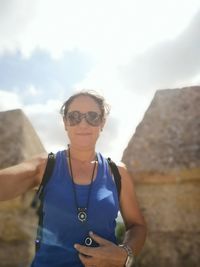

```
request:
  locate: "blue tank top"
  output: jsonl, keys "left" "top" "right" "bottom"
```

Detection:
{"left": 31, "top": 150, "right": 119, "bottom": 267}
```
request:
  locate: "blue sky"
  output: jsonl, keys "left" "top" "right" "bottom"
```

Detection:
{"left": 0, "top": 0, "right": 200, "bottom": 161}
{"left": 0, "top": 49, "right": 92, "bottom": 103}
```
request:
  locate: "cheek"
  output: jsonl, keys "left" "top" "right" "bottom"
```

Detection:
{"left": 93, "top": 127, "right": 101, "bottom": 137}
{"left": 66, "top": 128, "right": 75, "bottom": 137}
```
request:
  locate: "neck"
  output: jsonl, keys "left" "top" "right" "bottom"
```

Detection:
{"left": 67, "top": 145, "right": 96, "bottom": 163}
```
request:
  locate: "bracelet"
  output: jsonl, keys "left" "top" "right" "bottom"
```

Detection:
{"left": 119, "top": 244, "right": 135, "bottom": 267}
{"left": 119, "top": 243, "right": 133, "bottom": 256}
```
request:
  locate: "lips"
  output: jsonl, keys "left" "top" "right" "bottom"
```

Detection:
{"left": 76, "top": 133, "right": 92, "bottom": 135}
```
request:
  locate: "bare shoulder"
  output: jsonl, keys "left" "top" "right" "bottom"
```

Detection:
{"left": 25, "top": 152, "right": 49, "bottom": 184}
{"left": 107, "top": 159, "right": 134, "bottom": 188}
{"left": 0, "top": 152, "right": 49, "bottom": 200}
{"left": 31, "top": 152, "right": 48, "bottom": 163}
{"left": 116, "top": 161, "right": 133, "bottom": 183}
{"left": 33, "top": 152, "right": 49, "bottom": 181}
{"left": 113, "top": 161, "right": 135, "bottom": 193}
{"left": 26, "top": 152, "right": 48, "bottom": 167}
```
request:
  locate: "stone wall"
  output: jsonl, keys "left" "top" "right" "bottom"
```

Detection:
{"left": 122, "top": 86, "right": 200, "bottom": 267}
{"left": 0, "top": 109, "right": 46, "bottom": 267}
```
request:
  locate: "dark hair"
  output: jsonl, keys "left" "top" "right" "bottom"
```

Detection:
{"left": 60, "top": 90, "right": 111, "bottom": 118}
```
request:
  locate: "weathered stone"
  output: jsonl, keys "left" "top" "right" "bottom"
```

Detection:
{"left": 138, "top": 231, "right": 200, "bottom": 267}
{"left": 123, "top": 86, "right": 200, "bottom": 174}
{"left": 0, "top": 109, "right": 44, "bottom": 169}
{"left": 122, "top": 86, "right": 200, "bottom": 267}
{"left": 0, "top": 109, "right": 46, "bottom": 267}
{"left": 0, "top": 240, "right": 33, "bottom": 267}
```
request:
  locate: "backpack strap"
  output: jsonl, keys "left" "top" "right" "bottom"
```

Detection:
{"left": 31, "top": 152, "right": 56, "bottom": 209}
{"left": 107, "top": 157, "right": 121, "bottom": 197}
{"left": 31, "top": 152, "right": 56, "bottom": 251}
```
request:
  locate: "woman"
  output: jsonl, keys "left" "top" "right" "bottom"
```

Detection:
{"left": 0, "top": 90, "right": 146, "bottom": 267}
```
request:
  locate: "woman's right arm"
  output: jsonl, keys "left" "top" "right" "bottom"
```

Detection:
{"left": 0, "top": 153, "right": 48, "bottom": 201}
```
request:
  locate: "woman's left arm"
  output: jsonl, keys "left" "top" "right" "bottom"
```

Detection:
{"left": 118, "top": 164, "right": 147, "bottom": 255}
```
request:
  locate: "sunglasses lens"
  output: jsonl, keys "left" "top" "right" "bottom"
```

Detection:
{"left": 86, "top": 112, "right": 102, "bottom": 126}
{"left": 67, "top": 111, "right": 81, "bottom": 126}
{"left": 66, "top": 111, "right": 102, "bottom": 126}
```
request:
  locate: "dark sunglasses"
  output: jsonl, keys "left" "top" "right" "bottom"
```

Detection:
{"left": 66, "top": 111, "right": 103, "bottom": 126}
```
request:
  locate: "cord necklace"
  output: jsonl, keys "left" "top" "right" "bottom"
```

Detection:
{"left": 68, "top": 147, "right": 97, "bottom": 223}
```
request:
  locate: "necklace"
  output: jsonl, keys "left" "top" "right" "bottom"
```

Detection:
{"left": 68, "top": 147, "right": 97, "bottom": 223}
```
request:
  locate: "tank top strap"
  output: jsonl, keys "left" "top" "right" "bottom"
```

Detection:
{"left": 96, "top": 153, "right": 112, "bottom": 179}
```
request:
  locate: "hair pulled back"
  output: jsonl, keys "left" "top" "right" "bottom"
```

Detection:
{"left": 60, "top": 90, "right": 110, "bottom": 119}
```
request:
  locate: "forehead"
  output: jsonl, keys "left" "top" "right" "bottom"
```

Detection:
{"left": 68, "top": 96, "right": 101, "bottom": 112}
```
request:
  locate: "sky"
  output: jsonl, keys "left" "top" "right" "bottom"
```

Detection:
{"left": 0, "top": 0, "right": 200, "bottom": 162}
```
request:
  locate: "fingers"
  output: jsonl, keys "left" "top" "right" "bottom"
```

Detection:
{"left": 89, "top": 231, "right": 111, "bottom": 246}
{"left": 74, "top": 232, "right": 114, "bottom": 266}
{"left": 78, "top": 253, "right": 93, "bottom": 266}
{"left": 74, "top": 244, "right": 95, "bottom": 257}
{"left": 74, "top": 232, "right": 111, "bottom": 255}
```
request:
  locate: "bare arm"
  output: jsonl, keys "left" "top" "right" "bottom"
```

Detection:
{"left": 0, "top": 153, "right": 48, "bottom": 201}
{"left": 118, "top": 164, "right": 147, "bottom": 255}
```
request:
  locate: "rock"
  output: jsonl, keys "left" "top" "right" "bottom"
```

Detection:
{"left": 0, "top": 109, "right": 45, "bottom": 169}
{"left": 122, "top": 86, "right": 200, "bottom": 267}
{"left": 0, "top": 109, "right": 46, "bottom": 267}
{"left": 123, "top": 86, "right": 200, "bottom": 174}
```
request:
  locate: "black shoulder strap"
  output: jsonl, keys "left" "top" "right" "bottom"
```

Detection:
{"left": 107, "top": 157, "right": 121, "bottom": 197}
{"left": 31, "top": 152, "right": 56, "bottom": 251}
{"left": 31, "top": 152, "right": 56, "bottom": 209}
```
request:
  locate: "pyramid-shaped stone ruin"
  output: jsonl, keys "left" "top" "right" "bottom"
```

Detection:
{"left": 0, "top": 109, "right": 46, "bottom": 267}
{"left": 0, "top": 109, "right": 45, "bottom": 168}
{"left": 122, "top": 86, "right": 200, "bottom": 267}
{"left": 123, "top": 86, "right": 200, "bottom": 175}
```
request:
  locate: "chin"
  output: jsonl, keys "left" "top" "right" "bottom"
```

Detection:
{"left": 72, "top": 140, "right": 96, "bottom": 150}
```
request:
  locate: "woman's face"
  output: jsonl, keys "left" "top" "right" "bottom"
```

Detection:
{"left": 63, "top": 95, "right": 105, "bottom": 150}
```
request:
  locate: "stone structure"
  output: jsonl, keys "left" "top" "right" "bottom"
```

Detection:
{"left": 0, "top": 109, "right": 45, "bottom": 169}
{"left": 122, "top": 86, "right": 200, "bottom": 267}
{"left": 0, "top": 109, "right": 46, "bottom": 267}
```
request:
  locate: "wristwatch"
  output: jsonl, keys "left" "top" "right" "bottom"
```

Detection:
{"left": 119, "top": 243, "right": 136, "bottom": 267}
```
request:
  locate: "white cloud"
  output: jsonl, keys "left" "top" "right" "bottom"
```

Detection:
{"left": 27, "top": 86, "right": 42, "bottom": 96}
{"left": 1, "top": 0, "right": 200, "bottom": 161}
{"left": 1, "top": 0, "right": 200, "bottom": 62}
{"left": 0, "top": 90, "right": 23, "bottom": 110}
{"left": 23, "top": 99, "right": 66, "bottom": 151}
{"left": 0, "top": 0, "right": 38, "bottom": 55}
{"left": 121, "top": 10, "right": 200, "bottom": 92}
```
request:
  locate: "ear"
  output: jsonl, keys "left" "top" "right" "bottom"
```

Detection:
{"left": 100, "top": 118, "right": 106, "bottom": 131}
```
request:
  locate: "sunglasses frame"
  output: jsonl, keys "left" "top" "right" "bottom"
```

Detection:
{"left": 66, "top": 110, "right": 103, "bottom": 127}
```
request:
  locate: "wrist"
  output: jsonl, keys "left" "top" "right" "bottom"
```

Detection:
{"left": 118, "top": 243, "right": 136, "bottom": 267}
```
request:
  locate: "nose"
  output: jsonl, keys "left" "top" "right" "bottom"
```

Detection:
{"left": 79, "top": 114, "right": 89, "bottom": 126}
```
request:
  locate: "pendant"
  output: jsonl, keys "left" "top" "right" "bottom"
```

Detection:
{"left": 78, "top": 208, "right": 87, "bottom": 222}
{"left": 84, "top": 236, "right": 99, "bottom": 247}
{"left": 84, "top": 236, "right": 93, "bottom": 246}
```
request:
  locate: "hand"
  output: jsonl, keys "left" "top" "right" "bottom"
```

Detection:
{"left": 74, "top": 231, "right": 127, "bottom": 267}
